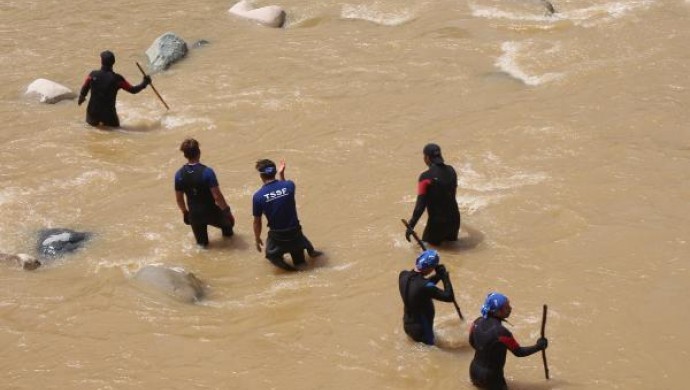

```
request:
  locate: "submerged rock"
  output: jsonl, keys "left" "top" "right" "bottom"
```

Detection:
{"left": 134, "top": 265, "right": 205, "bottom": 303}
{"left": 37, "top": 228, "right": 90, "bottom": 259}
{"left": 25, "top": 79, "right": 76, "bottom": 104}
{"left": 145, "top": 32, "right": 189, "bottom": 72}
{"left": 0, "top": 253, "right": 41, "bottom": 270}
{"left": 229, "top": 0, "right": 286, "bottom": 28}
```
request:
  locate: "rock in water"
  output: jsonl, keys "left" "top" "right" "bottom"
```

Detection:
{"left": 37, "top": 228, "right": 90, "bottom": 259}
{"left": 134, "top": 265, "right": 205, "bottom": 303}
{"left": 0, "top": 253, "right": 41, "bottom": 270}
{"left": 25, "top": 79, "right": 76, "bottom": 104}
{"left": 228, "top": 0, "right": 286, "bottom": 28}
{"left": 145, "top": 32, "right": 189, "bottom": 72}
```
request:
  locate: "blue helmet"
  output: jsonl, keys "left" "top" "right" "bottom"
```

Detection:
{"left": 481, "top": 292, "right": 509, "bottom": 318}
{"left": 415, "top": 249, "right": 439, "bottom": 271}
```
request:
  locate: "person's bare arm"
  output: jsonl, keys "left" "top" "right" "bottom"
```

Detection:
{"left": 210, "top": 187, "right": 230, "bottom": 210}
{"left": 278, "top": 160, "right": 286, "bottom": 181}
{"left": 253, "top": 216, "right": 263, "bottom": 252}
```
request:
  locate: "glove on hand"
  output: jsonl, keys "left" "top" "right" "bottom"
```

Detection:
{"left": 222, "top": 207, "right": 234, "bottom": 225}
{"left": 77, "top": 95, "right": 85, "bottom": 106}
{"left": 183, "top": 211, "right": 190, "bottom": 225}
{"left": 536, "top": 337, "right": 548, "bottom": 350}
{"left": 143, "top": 75, "right": 152, "bottom": 86}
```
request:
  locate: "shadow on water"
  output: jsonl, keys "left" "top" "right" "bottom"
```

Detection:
{"left": 432, "top": 224, "right": 485, "bottom": 252}
{"left": 208, "top": 233, "right": 251, "bottom": 251}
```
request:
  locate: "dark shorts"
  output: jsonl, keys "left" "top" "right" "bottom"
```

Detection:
{"left": 265, "top": 227, "right": 308, "bottom": 271}
{"left": 469, "top": 360, "right": 507, "bottom": 390}
{"left": 190, "top": 209, "right": 234, "bottom": 246}
{"left": 422, "top": 216, "right": 460, "bottom": 246}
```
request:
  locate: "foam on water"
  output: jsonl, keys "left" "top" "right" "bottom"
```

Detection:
{"left": 341, "top": 4, "right": 415, "bottom": 26}
{"left": 161, "top": 114, "right": 216, "bottom": 130}
{"left": 495, "top": 41, "right": 562, "bottom": 86}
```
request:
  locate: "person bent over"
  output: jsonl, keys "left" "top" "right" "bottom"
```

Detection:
{"left": 469, "top": 292, "right": 548, "bottom": 390}
{"left": 174, "top": 138, "right": 235, "bottom": 247}
{"left": 398, "top": 249, "right": 455, "bottom": 345}
{"left": 252, "top": 159, "right": 321, "bottom": 271}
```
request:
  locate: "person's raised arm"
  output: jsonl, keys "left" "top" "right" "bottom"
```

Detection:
{"left": 425, "top": 265, "right": 454, "bottom": 302}
{"left": 278, "top": 160, "right": 286, "bottom": 181}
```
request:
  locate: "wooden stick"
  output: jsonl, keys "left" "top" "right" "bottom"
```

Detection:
{"left": 135, "top": 62, "right": 169, "bottom": 110}
{"left": 541, "top": 304, "right": 550, "bottom": 380}
{"left": 401, "top": 219, "right": 464, "bottom": 321}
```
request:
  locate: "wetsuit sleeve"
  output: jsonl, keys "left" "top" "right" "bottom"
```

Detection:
{"left": 79, "top": 75, "right": 92, "bottom": 99}
{"left": 174, "top": 170, "right": 183, "bottom": 191}
{"left": 408, "top": 176, "right": 432, "bottom": 228}
{"left": 423, "top": 274, "right": 454, "bottom": 303}
{"left": 202, "top": 167, "right": 220, "bottom": 188}
{"left": 119, "top": 75, "right": 147, "bottom": 94}
{"left": 499, "top": 329, "right": 543, "bottom": 357}
{"left": 252, "top": 193, "right": 263, "bottom": 218}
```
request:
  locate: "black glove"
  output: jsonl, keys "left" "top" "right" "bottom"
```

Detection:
{"left": 77, "top": 95, "right": 85, "bottom": 106}
{"left": 183, "top": 211, "right": 190, "bottom": 225}
{"left": 405, "top": 226, "right": 414, "bottom": 242}
{"left": 536, "top": 337, "right": 548, "bottom": 350}
{"left": 143, "top": 75, "right": 152, "bottom": 86}
{"left": 435, "top": 264, "right": 448, "bottom": 278}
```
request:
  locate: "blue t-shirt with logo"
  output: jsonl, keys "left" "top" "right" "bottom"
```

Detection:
{"left": 252, "top": 180, "right": 299, "bottom": 230}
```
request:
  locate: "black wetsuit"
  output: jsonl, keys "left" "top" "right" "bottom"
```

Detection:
{"left": 469, "top": 317, "right": 543, "bottom": 390}
{"left": 398, "top": 269, "right": 454, "bottom": 345}
{"left": 175, "top": 163, "right": 234, "bottom": 246}
{"left": 79, "top": 66, "right": 147, "bottom": 127}
{"left": 408, "top": 163, "right": 461, "bottom": 245}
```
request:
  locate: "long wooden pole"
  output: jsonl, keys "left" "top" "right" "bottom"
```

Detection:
{"left": 541, "top": 304, "right": 550, "bottom": 380}
{"left": 401, "top": 219, "right": 464, "bottom": 321}
{"left": 135, "top": 62, "right": 169, "bottom": 110}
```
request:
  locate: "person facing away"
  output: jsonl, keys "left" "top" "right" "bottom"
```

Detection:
{"left": 398, "top": 249, "right": 455, "bottom": 345}
{"left": 469, "top": 292, "right": 548, "bottom": 390}
{"left": 252, "top": 159, "right": 321, "bottom": 271}
{"left": 405, "top": 143, "right": 461, "bottom": 246}
{"left": 78, "top": 50, "right": 151, "bottom": 128}
{"left": 174, "top": 138, "right": 235, "bottom": 247}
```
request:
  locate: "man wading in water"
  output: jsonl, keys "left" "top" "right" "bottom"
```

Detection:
{"left": 405, "top": 143, "right": 461, "bottom": 246}
{"left": 78, "top": 50, "right": 150, "bottom": 128}
{"left": 469, "top": 292, "right": 549, "bottom": 390}
{"left": 252, "top": 159, "right": 321, "bottom": 271}
{"left": 398, "top": 249, "right": 455, "bottom": 345}
{"left": 174, "top": 138, "right": 235, "bottom": 247}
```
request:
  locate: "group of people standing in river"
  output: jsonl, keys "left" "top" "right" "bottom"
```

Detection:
{"left": 79, "top": 50, "right": 548, "bottom": 390}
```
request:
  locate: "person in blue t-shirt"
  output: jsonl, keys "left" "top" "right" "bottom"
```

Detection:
{"left": 174, "top": 138, "right": 235, "bottom": 247}
{"left": 252, "top": 159, "right": 321, "bottom": 271}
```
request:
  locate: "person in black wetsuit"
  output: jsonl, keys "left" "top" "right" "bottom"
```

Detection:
{"left": 469, "top": 292, "right": 548, "bottom": 390}
{"left": 405, "top": 143, "right": 461, "bottom": 246}
{"left": 78, "top": 50, "right": 151, "bottom": 127}
{"left": 398, "top": 249, "right": 455, "bottom": 345}
{"left": 174, "top": 138, "right": 235, "bottom": 247}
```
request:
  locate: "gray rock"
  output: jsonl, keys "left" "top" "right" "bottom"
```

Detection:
{"left": 25, "top": 79, "right": 77, "bottom": 104}
{"left": 134, "top": 265, "right": 205, "bottom": 303}
{"left": 145, "top": 32, "right": 189, "bottom": 72}
{"left": 37, "top": 228, "right": 90, "bottom": 259}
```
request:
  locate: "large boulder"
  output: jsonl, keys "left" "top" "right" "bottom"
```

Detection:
{"left": 37, "top": 228, "right": 90, "bottom": 259}
{"left": 25, "top": 79, "right": 76, "bottom": 104}
{"left": 145, "top": 32, "right": 188, "bottom": 72}
{"left": 0, "top": 253, "right": 41, "bottom": 270}
{"left": 133, "top": 265, "right": 205, "bottom": 303}
{"left": 229, "top": 0, "right": 286, "bottom": 28}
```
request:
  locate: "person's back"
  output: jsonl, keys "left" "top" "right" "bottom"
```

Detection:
{"left": 423, "top": 163, "right": 460, "bottom": 221}
{"left": 177, "top": 163, "right": 216, "bottom": 220}
{"left": 399, "top": 269, "right": 437, "bottom": 343}
{"left": 469, "top": 316, "right": 511, "bottom": 389}
{"left": 85, "top": 68, "right": 124, "bottom": 126}
{"left": 253, "top": 179, "right": 299, "bottom": 231}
